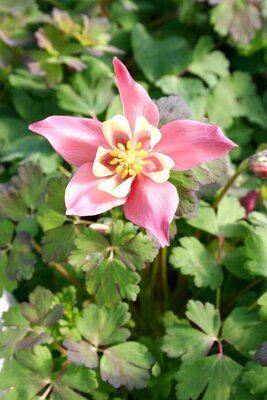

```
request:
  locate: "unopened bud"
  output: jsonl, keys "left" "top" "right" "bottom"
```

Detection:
{"left": 240, "top": 189, "right": 259, "bottom": 214}
{"left": 250, "top": 150, "right": 267, "bottom": 179}
{"left": 90, "top": 223, "right": 111, "bottom": 234}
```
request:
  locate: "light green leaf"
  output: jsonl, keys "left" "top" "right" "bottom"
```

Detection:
{"left": 257, "top": 292, "right": 267, "bottom": 320}
{"left": 217, "top": 196, "right": 246, "bottom": 227}
{"left": 56, "top": 62, "right": 114, "bottom": 117}
{"left": 187, "top": 201, "right": 218, "bottom": 235}
{"left": 170, "top": 237, "right": 223, "bottom": 290}
{"left": 0, "top": 304, "right": 29, "bottom": 358}
{"left": 245, "top": 227, "right": 267, "bottom": 276}
{"left": 76, "top": 303, "right": 130, "bottom": 347}
{"left": 100, "top": 342, "right": 153, "bottom": 390}
{"left": 188, "top": 197, "right": 247, "bottom": 238}
{"left": 162, "top": 322, "right": 215, "bottom": 362}
{"left": 53, "top": 364, "right": 97, "bottom": 399}
{"left": 0, "top": 346, "right": 53, "bottom": 399}
{"left": 188, "top": 36, "right": 229, "bottom": 87}
{"left": 185, "top": 300, "right": 220, "bottom": 337}
{"left": 211, "top": 0, "right": 262, "bottom": 45}
{"left": 63, "top": 339, "right": 98, "bottom": 368}
{"left": 162, "top": 301, "right": 220, "bottom": 362}
{"left": 0, "top": 220, "right": 14, "bottom": 247}
{"left": 242, "top": 361, "right": 267, "bottom": 397}
{"left": 176, "top": 354, "right": 242, "bottom": 400}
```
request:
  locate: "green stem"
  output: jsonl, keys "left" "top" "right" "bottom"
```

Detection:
{"left": 216, "top": 236, "right": 224, "bottom": 310}
{"left": 160, "top": 247, "right": 169, "bottom": 308}
{"left": 225, "top": 277, "right": 265, "bottom": 311}
{"left": 150, "top": 253, "right": 160, "bottom": 297}
{"left": 213, "top": 159, "right": 249, "bottom": 208}
{"left": 216, "top": 288, "right": 221, "bottom": 310}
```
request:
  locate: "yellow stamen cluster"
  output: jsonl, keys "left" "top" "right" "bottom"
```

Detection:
{"left": 109, "top": 141, "right": 150, "bottom": 179}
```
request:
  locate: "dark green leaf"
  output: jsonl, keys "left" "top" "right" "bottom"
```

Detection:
{"left": 21, "top": 286, "right": 64, "bottom": 326}
{"left": 176, "top": 354, "right": 242, "bottom": 400}
{"left": 7, "top": 232, "right": 37, "bottom": 281}
{"left": 222, "top": 307, "right": 267, "bottom": 357}
{"left": 132, "top": 24, "right": 192, "bottom": 81}
{"left": 100, "top": 342, "right": 153, "bottom": 390}
{"left": 42, "top": 224, "right": 76, "bottom": 263}
{"left": 86, "top": 257, "right": 140, "bottom": 306}
{"left": 69, "top": 228, "right": 109, "bottom": 271}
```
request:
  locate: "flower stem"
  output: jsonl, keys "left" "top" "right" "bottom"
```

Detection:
{"left": 218, "top": 341, "right": 224, "bottom": 356}
{"left": 213, "top": 159, "right": 249, "bottom": 208}
{"left": 39, "top": 384, "right": 53, "bottom": 399}
{"left": 225, "top": 276, "right": 264, "bottom": 311}
{"left": 160, "top": 247, "right": 169, "bottom": 308}
{"left": 216, "top": 288, "right": 221, "bottom": 310}
{"left": 32, "top": 240, "right": 88, "bottom": 296}
{"left": 58, "top": 165, "right": 71, "bottom": 178}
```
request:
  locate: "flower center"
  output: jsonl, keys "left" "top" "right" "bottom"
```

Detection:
{"left": 109, "top": 141, "right": 150, "bottom": 179}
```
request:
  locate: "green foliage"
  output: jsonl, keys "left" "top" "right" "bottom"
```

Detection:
{"left": 64, "top": 303, "right": 153, "bottom": 390}
{"left": 162, "top": 301, "right": 220, "bottom": 362}
{"left": 70, "top": 221, "right": 157, "bottom": 305}
{"left": 176, "top": 354, "right": 242, "bottom": 400}
{"left": 0, "top": 0, "right": 267, "bottom": 398}
{"left": 170, "top": 237, "right": 223, "bottom": 289}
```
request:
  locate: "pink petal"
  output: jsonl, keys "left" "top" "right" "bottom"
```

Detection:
{"left": 156, "top": 120, "right": 237, "bottom": 171}
{"left": 65, "top": 162, "right": 126, "bottom": 216}
{"left": 142, "top": 152, "right": 174, "bottom": 183}
{"left": 113, "top": 57, "right": 159, "bottom": 131}
{"left": 29, "top": 116, "right": 106, "bottom": 167}
{"left": 124, "top": 175, "right": 179, "bottom": 247}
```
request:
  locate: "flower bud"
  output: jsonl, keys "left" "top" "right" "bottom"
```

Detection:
{"left": 250, "top": 150, "right": 267, "bottom": 178}
{"left": 90, "top": 223, "right": 112, "bottom": 234}
{"left": 240, "top": 189, "right": 259, "bottom": 214}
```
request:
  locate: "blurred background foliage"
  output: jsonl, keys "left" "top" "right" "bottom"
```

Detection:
{"left": 0, "top": 0, "right": 267, "bottom": 176}
{"left": 1, "top": 0, "right": 267, "bottom": 399}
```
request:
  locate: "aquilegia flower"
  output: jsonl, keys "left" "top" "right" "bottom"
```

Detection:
{"left": 29, "top": 58, "right": 236, "bottom": 246}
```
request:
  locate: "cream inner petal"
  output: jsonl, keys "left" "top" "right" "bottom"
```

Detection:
{"left": 102, "top": 115, "right": 132, "bottom": 149}
{"left": 142, "top": 152, "right": 174, "bottom": 183}
{"left": 92, "top": 146, "right": 115, "bottom": 177}
{"left": 97, "top": 174, "right": 135, "bottom": 198}
{"left": 133, "top": 116, "right": 161, "bottom": 151}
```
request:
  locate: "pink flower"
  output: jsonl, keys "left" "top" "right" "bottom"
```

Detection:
{"left": 29, "top": 58, "right": 236, "bottom": 246}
